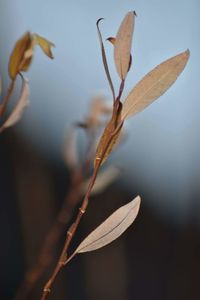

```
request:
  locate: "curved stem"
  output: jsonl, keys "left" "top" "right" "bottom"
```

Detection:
{"left": 40, "top": 84, "right": 125, "bottom": 300}
{"left": 0, "top": 80, "right": 15, "bottom": 117}
{"left": 40, "top": 163, "right": 100, "bottom": 300}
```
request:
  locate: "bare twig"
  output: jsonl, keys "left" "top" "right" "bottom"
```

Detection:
{"left": 40, "top": 115, "right": 124, "bottom": 299}
{"left": 40, "top": 163, "right": 100, "bottom": 300}
{"left": 0, "top": 80, "right": 15, "bottom": 117}
{"left": 13, "top": 170, "right": 83, "bottom": 300}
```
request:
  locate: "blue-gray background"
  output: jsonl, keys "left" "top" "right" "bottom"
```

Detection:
{"left": 1, "top": 0, "right": 197, "bottom": 226}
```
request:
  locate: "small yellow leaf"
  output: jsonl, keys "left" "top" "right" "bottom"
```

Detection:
{"left": 114, "top": 11, "right": 135, "bottom": 80}
{"left": 122, "top": 49, "right": 190, "bottom": 120}
{"left": 0, "top": 76, "right": 29, "bottom": 132}
{"left": 8, "top": 32, "right": 33, "bottom": 80}
{"left": 94, "top": 102, "right": 123, "bottom": 167}
{"left": 34, "top": 34, "right": 55, "bottom": 59}
{"left": 19, "top": 40, "right": 35, "bottom": 72}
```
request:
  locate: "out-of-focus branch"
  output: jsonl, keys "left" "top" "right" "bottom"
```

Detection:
{"left": 13, "top": 169, "right": 83, "bottom": 300}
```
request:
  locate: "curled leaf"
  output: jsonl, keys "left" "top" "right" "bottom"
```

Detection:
{"left": 8, "top": 32, "right": 54, "bottom": 80}
{"left": 75, "top": 196, "right": 141, "bottom": 253}
{"left": 33, "top": 34, "right": 55, "bottom": 59}
{"left": 114, "top": 11, "right": 135, "bottom": 79}
{"left": 0, "top": 76, "right": 29, "bottom": 132}
{"left": 94, "top": 102, "right": 123, "bottom": 167}
{"left": 8, "top": 32, "right": 33, "bottom": 80}
{"left": 96, "top": 19, "right": 115, "bottom": 102}
{"left": 81, "top": 166, "right": 121, "bottom": 196}
{"left": 121, "top": 49, "right": 190, "bottom": 120}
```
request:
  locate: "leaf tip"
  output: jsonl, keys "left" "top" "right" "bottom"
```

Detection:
{"left": 134, "top": 195, "right": 141, "bottom": 208}
{"left": 185, "top": 48, "right": 190, "bottom": 58}
{"left": 107, "top": 37, "right": 116, "bottom": 45}
{"left": 96, "top": 18, "right": 104, "bottom": 27}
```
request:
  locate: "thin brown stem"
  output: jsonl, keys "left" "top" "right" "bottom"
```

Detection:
{"left": 40, "top": 163, "right": 100, "bottom": 300}
{"left": 13, "top": 176, "right": 82, "bottom": 300}
{"left": 0, "top": 80, "right": 15, "bottom": 117}
{"left": 40, "top": 76, "right": 125, "bottom": 300}
{"left": 117, "top": 79, "right": 125, "bottom": 102}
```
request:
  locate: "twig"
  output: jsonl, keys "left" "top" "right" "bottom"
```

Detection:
{"left": 40, "top": 163, "right": 100, "bottom": 300}
{"left": 40, "top": 21, "right": 126, "bottom": 299}
{"left": 13, "top": 171, "right": 82, "bottom": 300}
{"left": 0, "top": 80, "right": 15, "bottom": 117}
{"left": 40, "top": 115, "right": 124, "bottom": 299}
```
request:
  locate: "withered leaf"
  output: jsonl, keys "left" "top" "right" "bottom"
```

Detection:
{"left": 121, "top": 50, "right": 190, "bottom": 120}
{"left": 75, "top": 196, "right": 141, "bottom": 253}
{"left": 81, "top": 166, "right": 121, "bottom": 196}
{"left": 8, "top": 32, "right": 54, "bottom": 80}
{"left": 0, "top": 76, "right": 29, "bottom": 132}
{"left": 107, "top": 36, "right": 132, "bottom": 72}
{"left": 86, "top": 95, "right": 112, "bottom": 129}
{"left": 33, "top": 34, "right": 55, "bottom": 59}
{"left": 8, "top": 32, "right": 33, "bottom": 80}
{"left": 94, "top": 102, "right": 123, "bottom": 167}
{"left": 114, "top": 11, "right": 135, "bottom": 80}
{"left": 96, "top": 19, "right": 115, "bottom": 101}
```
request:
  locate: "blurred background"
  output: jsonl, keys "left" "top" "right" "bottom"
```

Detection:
{"left": 0, "top": 0, "right": 200, "bottom": 299}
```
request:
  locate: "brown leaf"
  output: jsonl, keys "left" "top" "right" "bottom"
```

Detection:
{"left": 94, "top": 102, "right": 123, "bottom": 167}
{"left": 121, "top": 49, "right": 190, "bottom": 120}
{"left": 81, "top": 166, "right": 121, "bottom": 195}
{"left": 86, "top": 95, "right": 112, "bottom": 129}
{"left": 114, "top": 11, "right": 135, "bottom": 80}
{"left": 0, "top": 76, "right": 29, "bottom": 132}
{"left": 107, "top": 36, "right": 132, "bottom": 72}
{"left": 33, "top": 34, "right": 55, "bottom": 59}
{"left": 75, "top": 196, "right": 141, "bottom": 253}
{"left": 8, "top": 32, "right": 33, "bottom": 80}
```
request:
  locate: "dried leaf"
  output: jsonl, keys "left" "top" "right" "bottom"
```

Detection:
{"left": 0, "top": 76, "right": 29, "bottom": 131}
{"left": 81, "top": 166, "right": 121, "bottom": 195}
{"left": 114, "top": 11, "right": 135, "bottom": 80}
{"left": 33, "top": 34, "right": 55, "bottom": 59}
{"left": 121, "top": 49, "right": 190, "bottom": 120}
{"left": 94, "top": 102, "right": 123, "bottom": 167}
{"left": 107, "top": 36, "right": 132, "bottom": 72}
{"left": 75, "top": 196, "right": 141, "bottom": 253}
{"left": 96, "top": 19, "right": 115, "bottom": 102}
{"left": 8, "top": 32, "right": 33, "bottom": 80}
{"left": 86, "top": 95, "right": 112, "bottom": 129}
